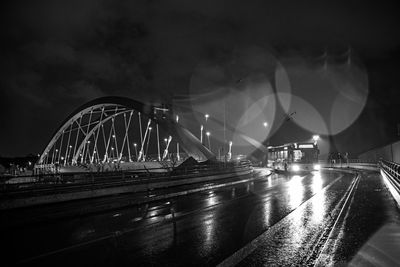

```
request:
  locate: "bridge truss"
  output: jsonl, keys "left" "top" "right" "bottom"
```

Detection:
{"left": 37, "top": 97, "right": 214, "bottom": 170}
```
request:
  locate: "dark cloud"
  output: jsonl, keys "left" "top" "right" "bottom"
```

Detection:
{"left": 0, "top": 0, "right": 399, "bottom": 156}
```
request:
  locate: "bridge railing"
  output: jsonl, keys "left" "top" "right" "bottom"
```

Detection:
{"left": 318, "top": 159, "right": 378, "bottom": 169}
{"left": 0, "top": 160, "right": 253, "bottom": 193}
{"left": 379, "top": 160, "right": 400, "bottom": 208}
{"left": 380, "top": 160, "right": 400, "bottom": 181}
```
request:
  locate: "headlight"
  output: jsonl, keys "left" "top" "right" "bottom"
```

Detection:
{"left": 292, "top": 164, "right": 300, "bottom": 172}
{"left": 313, "top": 164, "right": 321, "bottom": 171}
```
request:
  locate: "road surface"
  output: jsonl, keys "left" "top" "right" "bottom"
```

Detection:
{"left": 2, "top": 168, "right": 400, "bottom": 266}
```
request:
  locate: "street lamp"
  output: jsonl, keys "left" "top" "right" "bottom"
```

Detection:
{"left": 68, "top": 145, "right": 72, "bottom": 161}
{"left": 200, "top": 125, "right": 204, "bottom": 144}
{"left": 313, "top": 135, "right": 320, "bottom": 144}
{"left": 228, "top": 141, "right": 233, "bottom": 161}
{"left": 206, "top": 131, "right": 211, "bottom": 150}
{"left": 145, "top": 127, "right": 152, "bottom": 160}
{"left": 263, "top": 122, "right": 268, "bottom": 128}
{"left": 133, "top": 143, "right": 138, "bottom": 159}
{"left": 205, "top": 114, "right": 209, "bottom": 122}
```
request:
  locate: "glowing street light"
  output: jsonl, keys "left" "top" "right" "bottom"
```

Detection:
{"left": 206, "top": 131, "right": 211, "bottom": 150}
{"left": 263, "top": 122, "right": 268, "bottom": 128}
{"left": 228, "top": 141, "right": 233, "bottom": 161}
{"left": 133, "top": 143, "right": 138, "bottom": 159}
{"left": 67, "top": 146, "right": 73, "bottom": 162}
{"left": 145, "top": 127, "right": 153, "bottom": 160}
{"left": 111, "top": 147, "right": 115, "bottom": 159}
{"left": 205, "top": 114, "right": 209, "bottom": 122}
{"left": 200, "top": 125, "right": 204, "bottom": 144}
{"left": 313, "top": 135, "right": 320, "bottom": 144}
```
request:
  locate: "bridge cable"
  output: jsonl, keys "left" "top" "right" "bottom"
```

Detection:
{"left": 64, "top": 123, "right": 73, "bottom": 166}
{"left": 72, "top": 115, "right": 82, "bottom": 164}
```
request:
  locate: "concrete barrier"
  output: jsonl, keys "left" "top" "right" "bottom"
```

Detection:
{"left": 0, "top": 168, "right": 253, "bottom": 210}
{"left": 320, "top": 162, "right": 378, "bottom": 171}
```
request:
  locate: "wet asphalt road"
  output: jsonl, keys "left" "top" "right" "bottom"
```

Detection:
{"left": 2, "top": 168, "right": 400, "bottom": 266}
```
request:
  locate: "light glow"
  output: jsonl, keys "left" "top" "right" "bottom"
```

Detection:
{"left": 292, "top": 164, "right": 300, "bottom": 172}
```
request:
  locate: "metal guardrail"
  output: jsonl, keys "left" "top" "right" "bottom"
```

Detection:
{"left": 380, "top": 160, "right": 400, "bottom": 181}
{"left": 318, "top": 159, "right": 377, "bottom": 165}
{"left": 318, "top": 159, "right": 378, "bottom": 170}
{"left": 379, "top": 160, "right": 400, "bottom": 209}
{"left": 0, "top": 160, "right": 252, "bottom": 194}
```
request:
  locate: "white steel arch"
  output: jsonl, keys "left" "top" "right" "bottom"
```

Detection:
{"left": 37, "top": 96, "right": 215, "bottom": 169}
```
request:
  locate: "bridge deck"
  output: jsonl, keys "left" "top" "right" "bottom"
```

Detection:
{"left": 236, "top": 169, "right": 400, "bottom": 266}
{"left": 1, "top": 168, "right": 400, "bottom": 266}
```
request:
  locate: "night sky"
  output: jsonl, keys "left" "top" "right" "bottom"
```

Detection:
{"left": 0, "top": 0, "right": 399, "bottom": 157}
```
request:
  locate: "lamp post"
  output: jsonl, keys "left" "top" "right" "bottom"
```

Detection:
{"left": 206, "top": 131, "right": 211, "bottom": 151}
{"left": 228, "top": 141, "right": 232, "bottom": 161}
{"left": 92, "top": 150, "right": 96, "bottom": 164}
{"left": 86, "top": 140, "right": 91, "bottom": 163}
{"left": 313, "top": 135, "right": 320, "bottom": 145}
{"left": 67, "top": 145, "right": 72, "bottom": 164}
{"left": 145, "top": 127, "right": 152, "bottom": 161}
{"left": 177, "top": 142, "right": 180, "bottom": 161}
{"left": 133, "top": 143, "right": 138, "bottom": 160}
{"left": 204, "top": 114, "right": 209, "bottom": 146}
{"left": 200, "top": 125, "right": 204, "bottom": 144}
{"left": 162, "top": 136, "right": 172, "bottom": 160}
{"left": 204, "top": 114, "right": 209, "bottom": 145}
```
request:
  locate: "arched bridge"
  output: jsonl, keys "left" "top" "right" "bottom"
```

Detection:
{"left": 36, "top": 96, "right": 215, "bottom": 172}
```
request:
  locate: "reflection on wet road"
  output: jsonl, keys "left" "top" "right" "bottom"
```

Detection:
{"left": 3, "top": 168, "right": 400, "bottom": 266}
